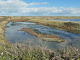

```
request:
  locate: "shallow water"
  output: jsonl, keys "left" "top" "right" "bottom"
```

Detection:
{"left": 50, "top": 19, "right": 80, "bottom": 22}
{"left": 5, "top": 22, "right": 80, "bottom": 49}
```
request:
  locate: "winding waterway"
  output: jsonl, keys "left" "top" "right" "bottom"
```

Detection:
{"left": 5, "top": 19, "right": 80, "bottom": 49}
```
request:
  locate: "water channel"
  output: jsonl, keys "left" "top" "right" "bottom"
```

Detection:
{"left": 5, "top": 19, "right": 80, "bottom": 49}
{"left": 51, "top": 19, "right": 80, "bottom": 22}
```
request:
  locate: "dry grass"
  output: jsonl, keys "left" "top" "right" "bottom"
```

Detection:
{"left": 29, "top": 19, "right": 64, "bottom": 26}
{"left": 0, "top": 41, "right": 80, "bottom": 60}
{"left": 0, "top": 19, "right": 8, "bottom": 42}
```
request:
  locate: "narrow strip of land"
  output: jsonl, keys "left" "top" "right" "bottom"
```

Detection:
{"left": 20, "top": 28, "right": 64, "bottom": 42}
{"left": 29, "top": 19, "right": 80, "bottom": 34}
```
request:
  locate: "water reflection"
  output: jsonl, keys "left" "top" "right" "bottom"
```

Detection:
{"left": 54, "top": 19, "right": 80, "bottom": 22}
{"left": 5, "top": 22, "right": 80, "bottom": 49}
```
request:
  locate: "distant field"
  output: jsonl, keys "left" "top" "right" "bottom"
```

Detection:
{"left": 1, "top": 16, "right": 80, "bottom": 20}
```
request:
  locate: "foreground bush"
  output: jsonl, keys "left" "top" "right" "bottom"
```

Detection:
{"left": 0, "top": 41, "right": 80, "bottom": 60}
{"left": 0, "top": 41, "right": 50, "bottom": 60}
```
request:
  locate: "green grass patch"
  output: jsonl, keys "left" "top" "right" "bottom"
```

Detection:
{"left": 32, "top": 29, "right": 41, "bottom": 34}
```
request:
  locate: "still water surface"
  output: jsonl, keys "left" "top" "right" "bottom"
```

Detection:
{"left": 52, "top": 19, "right": 80, "bottom": 22}
{"left": 5, "top": 21, "right": 80, "bottom": 49}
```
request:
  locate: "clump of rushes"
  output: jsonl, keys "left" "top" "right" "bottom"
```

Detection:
{"left": 20, "top": 28, "right": 64, "bottom": 42}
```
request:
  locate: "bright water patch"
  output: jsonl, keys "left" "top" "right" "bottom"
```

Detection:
{"left": 5, "top": 22, "right": 80, "bottom": 49}
{"left": 52, "top": 19, "right": 80, "bottom": 22}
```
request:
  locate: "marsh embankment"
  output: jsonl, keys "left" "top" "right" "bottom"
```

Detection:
{"left": 29, "top": 19, "right": 80, "bottom": 34}
{"left": 0, "top": 18, "right": 9, "bottom": 52}
{"left": 0, "top": 20, "right": 8, "bottom": 42}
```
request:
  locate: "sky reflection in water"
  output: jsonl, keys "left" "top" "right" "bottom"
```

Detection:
{"left": 5, "top": 21, "right": 80, "bottom": 49}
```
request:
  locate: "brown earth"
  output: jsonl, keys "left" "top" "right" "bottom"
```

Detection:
{"left": 12, "top": 19, "right": 29, "bottom": 22}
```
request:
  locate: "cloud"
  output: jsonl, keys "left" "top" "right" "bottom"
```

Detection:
{"left": 0, "top": 0, "right": 80, "bottom": 16}
{"left": 22, "top": 7, "right": 80, "bottom": 16}
{"left": 63, "top": 7, "right": 80, "bottom": 14}
{"left": 28, "top": 2, "right": 48, "bottom": 6}
{"left": 0, "top": 0, "right": 48, "bottom": 15}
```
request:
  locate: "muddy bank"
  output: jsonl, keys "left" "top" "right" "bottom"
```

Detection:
{"left": 20, "top": 28, "right": 64, "bottom": 42}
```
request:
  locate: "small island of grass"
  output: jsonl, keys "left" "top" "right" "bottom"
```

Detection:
{"left": 20, "top": 28, "right": 64, "bottom": 43}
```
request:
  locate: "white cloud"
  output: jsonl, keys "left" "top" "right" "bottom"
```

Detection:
{"left": 21, "top": 7, "right": 80, "bottom": 16}
{"left": 62, "top": 7, "right": 80, "bottom": 14}
{"left": 0, "top": 0, "right": 80, "bottom": 16}
{"left": 28, "top": 2, "right": 48, "bottom": 6}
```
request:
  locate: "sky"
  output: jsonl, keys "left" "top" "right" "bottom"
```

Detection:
{"left": 0, "top": 0, "right": 80, "bottom": 16}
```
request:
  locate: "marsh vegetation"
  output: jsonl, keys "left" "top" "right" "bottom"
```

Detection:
{"left": 29, "top": 19, "right": 80, "bottom": 34}
{"left": 0, "top": 16, "right": 80, "bottom": 60}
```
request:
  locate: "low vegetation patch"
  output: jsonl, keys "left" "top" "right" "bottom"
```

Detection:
{"left": 32, "top": 29, "right": 42, "bottom": 34}
{"left": 20, "top": 28, "right": 64, "bottom": 42}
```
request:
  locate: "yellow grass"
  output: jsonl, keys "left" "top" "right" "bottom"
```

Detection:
{"left": 29, "top": 19, "right": 65, "bottom": 26}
